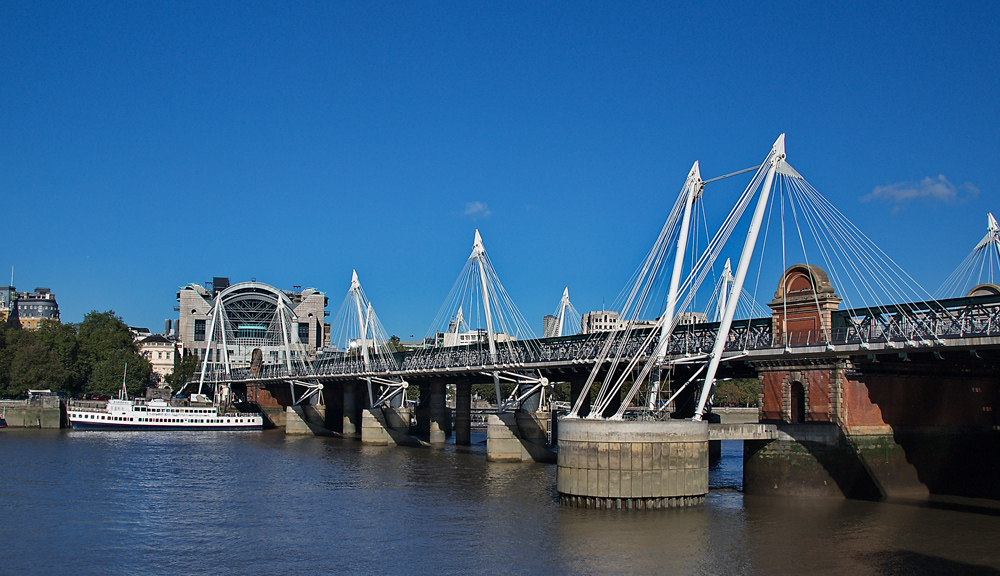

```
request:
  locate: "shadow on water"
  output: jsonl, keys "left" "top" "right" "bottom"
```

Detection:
{"left": 856, "top": 550, "right": 1000, "bottom": 576}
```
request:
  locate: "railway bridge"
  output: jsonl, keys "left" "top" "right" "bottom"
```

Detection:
{"left": 187, "top": 135, "right": 1000, "bottom": 507}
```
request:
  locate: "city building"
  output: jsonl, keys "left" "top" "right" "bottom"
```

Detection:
{"left": 676, "top": 312, "right": 709, "bottom": 325}
{"left": 176, "top": 277, "right": 329, "bottom": 367}
{"left": 542, "top": 314, "right": 559, "bottom": 338}
{"left": 1, "top": 287, "right": 60, "bottom": 329}
{"left": 580, "top": 309, "right": 660, "bottom": 334}
{"left": 0, "top": 285, "right": 15, "bottom": 323}
{"left": 138, "top": 333, "right": 183, "bottom": 382}
{"left": 426, "top": 307, "right": 515, "bottom": 348}
{"left": 581, "top": 310, "right": 622, "bottom": 334}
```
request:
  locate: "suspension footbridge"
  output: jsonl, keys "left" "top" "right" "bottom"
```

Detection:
{"left": 184, "top": 134, "right": 1000, "bottom": 508}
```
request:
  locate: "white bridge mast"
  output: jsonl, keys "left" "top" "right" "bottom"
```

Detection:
{"left": 694, "top": 134, "right": 786, "bottom": 420}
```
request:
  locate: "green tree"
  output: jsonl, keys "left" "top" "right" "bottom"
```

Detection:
{"left": 388, "top": 335, "right": 409, "bottom": 352}
{"left": 77, "top": 311, "right": 151, "bottom": 397}
{"left": 714, "top": 378, "right": 760, "bottom": 407}
{"left": 35, "top": 319, "right": 84, "bottom": 395}
{"left": 0, "top": 330, "right": 69, "bottom": 396}
{"left": 165, "top": 352, "right": 200, "bottom": 391}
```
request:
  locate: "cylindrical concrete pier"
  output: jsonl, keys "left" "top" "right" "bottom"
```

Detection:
{"left": 557, "top": 418, "right": 709, "bottom": 509}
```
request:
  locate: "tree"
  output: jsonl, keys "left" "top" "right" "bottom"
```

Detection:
{"left": 713, "top": 378, "right": 760, "bottom": 407}
{"left": 388, "top": 335, "right": 409, "bottom": 352}
{"left": 165, "top": 352, "right": 200, "bottom": 392}
{"left": 77, "top": 311, "right": 151, "bottom": 397}
{"left": 0, "top": 330, "right": 69, "bottom": 396}
{"left": 35, "top": 319, "right": 84, "bottom": 395}
{"left": 87, "top": 349, "right": 150, "bottom": 398}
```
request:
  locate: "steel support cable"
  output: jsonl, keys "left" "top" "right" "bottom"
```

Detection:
{"left": 803, "top": 180, "right": 936, "bottom": 323}
{"left": 607, "top": 187, "right": 690, "bottom": 317}
{"left": 481, "top": 251, "right": 539, "bottom": 359}
{"left": 422, "top": 253, "right": 478, "bottom": 357}
{"left": 590, "top": 197, "right": 687, "bottom": 411}
{"left": 791, "top": 179, "right": 868, "bottom": 312}
{"left": 800, "top": 176, "right": 929, "bottom": 308}
{"left": 600, "top": 212, "right": 688, "bottom": 407}
{"left": 571, "top": 158, "right": 772, "bottom": 418}
{"left": 792, "top": 177, "right": 886, "bottom": 310}
{"left": 621, "top": 167, "right": 776, "bottom": 417}
{"left": 787, "top": 175, "right": 835, "bottom": 341}
{"left": 938, "top": 243, "right": 995, "bottom": 297}
{"left": 571, "top": 184, "right": 691, "bottom": 416}
{"left": 796, "top": 179, "right": 906, "bottom": 334}
{"left": 490, "top": 254, "right": 539, "bottom": 345}
{"left": 793, "top": 177, "right": 945, "bottom": 335}
{"left": 746, "top": 172, "right": 781, "bottom": 342}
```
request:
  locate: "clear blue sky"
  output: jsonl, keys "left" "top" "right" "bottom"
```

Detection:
{"left": 2, "top": 1, "right": 998, "bottom": 337}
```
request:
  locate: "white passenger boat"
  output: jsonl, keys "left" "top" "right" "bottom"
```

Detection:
{"left": 68, "top": 365, "right": 262, "bottom": 431}
{"left": 67, "top": 396, "right": 263, "bottom": 431}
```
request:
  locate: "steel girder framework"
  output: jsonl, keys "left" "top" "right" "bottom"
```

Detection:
{"left": 194, "top": 296, "right": 1000, "bottom": 385}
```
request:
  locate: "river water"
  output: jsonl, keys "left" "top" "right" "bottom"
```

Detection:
{"left": 2, "top": 430, "right": 999, "bottom": 575}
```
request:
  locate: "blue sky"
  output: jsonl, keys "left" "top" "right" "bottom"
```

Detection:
{"left": 2, "top": 1, "right": 998, "bottom": 338}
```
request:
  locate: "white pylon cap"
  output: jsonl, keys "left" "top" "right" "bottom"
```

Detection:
{"left": 471, "top": 229, "right": 486, "bottom": 257}
{"left": 350, "top": 269, "right": 360, "bottom": 290}
{"left": 772, "top": 133, "right": 803, "bottom": 179}
{"left": 688, "top": 160, "right": 704, "bottom": 200}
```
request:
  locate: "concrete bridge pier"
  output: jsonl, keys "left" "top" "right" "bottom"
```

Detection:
{"left": 361, "top": 405, "right": 416, "bottom": 446}
{"left": 557, "top": 418, "right": 709, "bottom": 509}
{"left": 285, "top": 403, "right": 327, "bottom": 435}
{"left": 250, "top": 385, "right": 290, "bottom": 428}
{"left": 486, "top": 409, "right": 555, "bottom": 462}
{"left": 455, "top": 382, "right": 472, "bottom": 446}
{"left": 428, "top": 381, "right": 448, "bottom": 444}
{"left": 342, "top": 381, "right": 360, "bottom": 438}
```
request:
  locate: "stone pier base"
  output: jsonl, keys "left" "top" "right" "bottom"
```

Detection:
{"left": 1, "top": 405, "right": 63, "bottom": 428}
{"left": 558, "top": 494, "right": 705, "bottom": 509}
{"left": 285, "top": 405, "right": 328, "bottom": 435}
{"left": 361, "top": 407, "right": 416, "bottom": 446}
{"left": 557, "top": 418, "right": 709, "bottom": 509}
{"left": 260, "top": 406, "right": 286, "bottom": 428}
{"left": 743, "top": 424, "right": 927, "bottom": 500}
{"left": 486, "top": 411, "right": 555, "bottom": 462}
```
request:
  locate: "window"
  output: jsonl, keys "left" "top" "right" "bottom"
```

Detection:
{"left": 194, "top": 319, "right": 206, "bottom": 341}
{"left": 298, "top": 322, "right": 309, "bottom": 345}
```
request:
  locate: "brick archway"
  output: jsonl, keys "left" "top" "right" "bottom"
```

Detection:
{"left": 782, "top": 371, "right": 811, "bottom": 423}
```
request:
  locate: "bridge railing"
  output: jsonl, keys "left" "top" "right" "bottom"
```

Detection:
{"left": 193, "top": 295, "right": 1000, "bottom": 385}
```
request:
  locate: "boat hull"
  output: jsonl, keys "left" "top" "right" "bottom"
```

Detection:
{"left": 69, "top": 420, "right": 261, "bottom": 431}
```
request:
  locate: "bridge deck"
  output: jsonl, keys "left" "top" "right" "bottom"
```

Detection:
{"left": 709, "top": 423, "right": 777, "bottom": 441}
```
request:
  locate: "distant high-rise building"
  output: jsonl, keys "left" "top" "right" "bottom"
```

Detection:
{"left": 542, "top": 314, "right": 559, "bottom": 338}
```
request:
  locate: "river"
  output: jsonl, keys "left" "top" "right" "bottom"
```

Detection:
{"left": 2, "top": 430, "right": 999, "bottom": 575}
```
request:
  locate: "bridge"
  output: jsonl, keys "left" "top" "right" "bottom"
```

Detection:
{"left": 183, "top": 134, "right": 1000, "bottom": 509}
